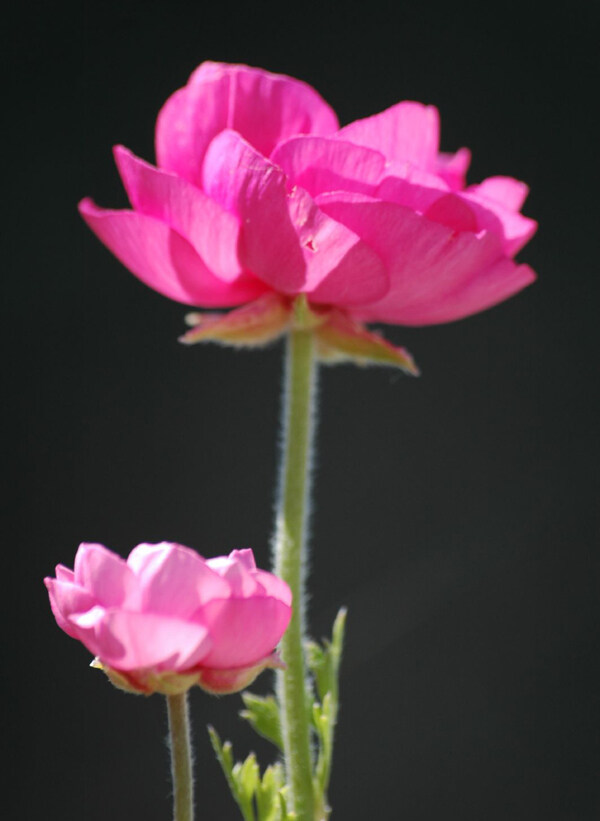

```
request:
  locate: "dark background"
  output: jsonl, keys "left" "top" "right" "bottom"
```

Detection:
{"left": 6, "top": 1, "right": 598, "bottom": 819}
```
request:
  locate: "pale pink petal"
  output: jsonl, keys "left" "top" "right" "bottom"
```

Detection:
{"left": 85, "top": 610, "right": 212, "bottom": 671}
{"left": 250, "top": 569, "right": 293, "bottom": 606}
{"left": 337, "top": 101, "right": 440, "bottom": 171}
{"left": 127, "top": 542, "right": 230, "bottom": 615}
{"left": 45, "top": 577, "right": 97, "bottom": 639}
{"left": 79, "top": 199, "right": 265, "bottom": 307}
{"left": 73, "top": 543, "right": 136, "bottom": 608}
{"left": 436, "top": 147, "right": 471, "bottom": 190}
{"left": 270, "top": 136, "right": 385, "bottom": 197}
{"left": 114, "top": 146, "right": 243, "bottom": 282}
{"left": 156, "top": 61, "right": 338, "bottom": 187}
{"left": 205, "top": 554, "right": 261, "bottom": 597}
{"left": 55, "top": 565, "right": 74, "bottom": 583}
{"left": 202, "top": 130, "right": 388, "bottom": 304}
{"left": 470, "top": 176, "right": 529, "bottom": 211}
{"left": 317, "top": 192, "right": 535, "bottom": 324}
{"left": 198, "top": 597, "right": 291, "bottom": 669}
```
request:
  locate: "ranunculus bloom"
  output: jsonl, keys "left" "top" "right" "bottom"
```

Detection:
{"left": 45, "top": 542, "right": 292, "bottom": 695}
{"left": 80, "top": 61, "right": 536, "bottom": 369}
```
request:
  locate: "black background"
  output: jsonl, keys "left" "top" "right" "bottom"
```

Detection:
{"left": 6, "top": 2, "right": 599, "bottom": 819}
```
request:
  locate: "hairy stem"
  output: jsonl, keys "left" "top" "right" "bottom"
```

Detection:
{"left": 167, "top": 692, "right": 194, "bottom": 821}
{"left": 273, "top": 325, "right": 318, "bottom": 820}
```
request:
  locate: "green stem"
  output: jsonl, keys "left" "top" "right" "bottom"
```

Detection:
{"left": 273, "top": 326, "right": 318, "bottom": 821}
{"left": 167, "top": 693, "right": 194, "bottom": 821}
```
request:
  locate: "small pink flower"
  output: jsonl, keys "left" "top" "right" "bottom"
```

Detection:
{"left": 80, "top": 61, "right": 537, "bottom": 368}
{"left": 45, "top": 542, "right": 291, "bottom": 695}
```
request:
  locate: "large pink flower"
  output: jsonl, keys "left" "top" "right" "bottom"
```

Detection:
{"left": 45, "top": 542, "right": 292, "bottom": 695}
{"left": 80, "top": 61, "right": 536, "bottom": 369}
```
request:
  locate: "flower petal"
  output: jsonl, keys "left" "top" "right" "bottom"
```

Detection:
{"left": 44, "top": 577, "right": 97, "bottom": 638}
{"left": 73, "top": 543, "right": 136, "bottom": 608}
{"left": 270, "top": 136, "right": 385, "bottom": 197}
{"left": 470, "top": 176, "right": 529, "bottom": 211}
{"left": 79, "top": 199, "right": 265, "bottom": 307}
{"left": 114, "top": 146, "right": 243, "bottom": 282}
{"left": 436, "top": 147, "right": 471, "bottom": 190}
{"left": 462, "top": 180, "right": 537, "bottom": 255}
{"left": 317, "top": 193, "right": 536, "bottom": 324}
{"left": 202, "top": 130, "right": 388, "bottom": 305}
{"left": 156, "top": 61, "right": 338, "bottom": 187}
{"left": 86, "top": 610, "right": 212, "bottom": 671}
{"left": 198, "top": 597, "right": 291, "bottom": 669}
{"left": 337, "top": 101, "right": 440, "bottom": 171}
{"left": 127, "top": 542, "right": 230, "bottom": 614}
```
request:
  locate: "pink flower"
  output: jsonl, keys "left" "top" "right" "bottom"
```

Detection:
{"left": 80, "top": 61, "right": 536, "bottom": 369}
{"left": 45, "top": 542, "right": 292, "bottom": 695}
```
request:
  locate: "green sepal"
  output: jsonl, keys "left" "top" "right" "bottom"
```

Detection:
{"left": 240, "top": 691, "right": 284, "bottom": 751}
{"left": 315, "top": 310, "right": 419, "bottom": 374}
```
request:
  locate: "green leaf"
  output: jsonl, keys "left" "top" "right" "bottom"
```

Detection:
{"left": 240, "top": 691, "right": 284, "bottom": 751}
{"left": 256, "top": 764, "right": 286, "bottom": 821}
{"left": 208, "top": 726, "right": 256, "bottom": 821}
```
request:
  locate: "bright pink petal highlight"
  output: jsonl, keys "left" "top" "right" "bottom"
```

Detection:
{"left": 156, "top": 61, "right": 338, "bottom": 187}
{"left": 337, "top": 101, "right": 440, "bottom": 171}
{"left": 45, "top": 543, "right": 292, "bottom": 694}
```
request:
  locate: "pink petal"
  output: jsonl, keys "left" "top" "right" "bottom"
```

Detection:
{"left": 270, "top": 136, "right": 385, "bottom": 197}
{"left": 376, "top": 166, "right": 450, "bottom": 214}
{"left": 79, "top": 199, "right": 265, "bottom": 307}
{"left": 73, "top": 543, "right": 136, "bottom": 608}
{"left": 202, "top": 130, "right": 388, "bottom": 305}
{"left": 471, "top": 176, "right": 529, "bottom": 211}
{"left": 156, "top": 61, "right": 338, "bottom": 187}
{"left": 424, "top": 194, "right": 479, "bottom": 233}
{"left": 459, "top": 190, "right": 537, "bottom": 256}
{"left": 127, "top": 542, "right": 230, "bottom": 613}
{"left": 386, "top": 259, "right": 537, "bottom": 325}
{"left": 436, "top": 147, "right": 471, "bottom": 190}
{"left": 45, "top": 577, "right": 97, "bottom": 639}
{"left": 317, "top": 192, "right": 535, "bottom": 324}
{"left": 114, "top": 146, "right": 243, "bottom": 282}
{"left": 55, "top": 564, "right": 74, "bottom": 583}
{"left": 336, "top": 101, "right": 440, "bottom": 171}
{"left": 198, "top": 597, "right": 291, "bottom": 669}
{"left": 84, "top": 609, "right": 212, "bottom": 671}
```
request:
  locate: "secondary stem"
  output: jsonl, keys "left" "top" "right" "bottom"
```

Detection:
{"left": 167, "top": 692, "right": 194, "bottom": 821}
{"left": 273, "top": 325, "right": 318, "bottom": 820}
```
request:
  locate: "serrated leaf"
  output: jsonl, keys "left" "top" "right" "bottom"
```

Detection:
{"left": 240, "top": 691, "right": 284, "bottom": 751}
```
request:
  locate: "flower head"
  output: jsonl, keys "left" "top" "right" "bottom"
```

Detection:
{"left": 80, "top": 61, "right": 536, "bottom": 369}
{"left": 45, "top": 542, "right": 291, "bottom": 695}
